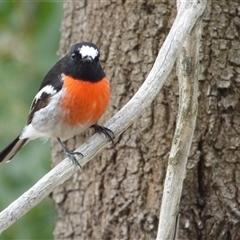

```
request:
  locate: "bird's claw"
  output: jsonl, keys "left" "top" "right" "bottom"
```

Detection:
{"left": 91, "top": 124, "right": 114, "bottom": 143}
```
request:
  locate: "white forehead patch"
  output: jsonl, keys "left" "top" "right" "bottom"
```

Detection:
{"left": 35, "top": 85, "right": 57, "bottom": 101}
{"left": 79, "top": 45, "right": 98, "bottom": 59}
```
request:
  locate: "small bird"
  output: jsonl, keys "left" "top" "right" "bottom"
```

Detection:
{"left": 0, "top": 42, "right": 113, "bottom": 166}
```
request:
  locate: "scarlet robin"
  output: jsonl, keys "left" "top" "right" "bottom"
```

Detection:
{"left": 0, "top": 42, "right": 113, "bottom": 166}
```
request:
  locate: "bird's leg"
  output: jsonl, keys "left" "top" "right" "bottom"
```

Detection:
{"left": 91, "top": 124, "right": 114, "bottom": 143}
{"left": 57, "top": 138, "right": 83, "bottom": 168}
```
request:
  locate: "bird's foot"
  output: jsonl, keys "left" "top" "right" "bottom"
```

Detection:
{"left": 91, "top": 124, "right": 114, "bottom": 143}
{"left": 64, "top": 150, "right": 83, "bottom": 168}
{"left": 57, "top": 138, "right": 83, "bottom": 168}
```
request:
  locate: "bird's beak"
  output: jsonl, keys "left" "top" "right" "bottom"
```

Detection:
{"left": 82, "top": 56, "right": 93, "bottom": 63}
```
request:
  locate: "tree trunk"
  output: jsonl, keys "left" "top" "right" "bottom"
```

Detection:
{"left": 52, "top": 0, "right": 240, "bottom": 239}
{"left": 179, "top": 0, "right": 240, "bottom": 239}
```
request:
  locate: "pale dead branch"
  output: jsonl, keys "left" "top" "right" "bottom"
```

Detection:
{"left": 0, "top": 0, "right": 206, "bottom": 234}
{"left": 156, "top": 1, "right": 206, "bottom": 239}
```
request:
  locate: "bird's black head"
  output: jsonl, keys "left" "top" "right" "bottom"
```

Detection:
{"left": 70, "top": 42, "right": 100, "bottom": 64}
{"left": 62, "top": 42, "right": 105, "bottom": 82}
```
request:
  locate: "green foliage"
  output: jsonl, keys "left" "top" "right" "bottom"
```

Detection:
{"left": 0, "top": 2, "right": 63, "bottom": 239}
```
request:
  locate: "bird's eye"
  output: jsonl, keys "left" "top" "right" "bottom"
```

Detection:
{"left": 71, "top": 53, "right": 76, "bottom": 60}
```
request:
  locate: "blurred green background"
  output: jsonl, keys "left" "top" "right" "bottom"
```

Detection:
{"left": 0, "top": 2, "right": 63, "bottom": 239}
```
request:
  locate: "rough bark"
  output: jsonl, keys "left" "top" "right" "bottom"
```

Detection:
{"left": 179, "top": 0, "right": 240, "bottom": 239}
{"left": 52, "top": 0, "right": 240, "bottom": 239}
{"left": 52, "top": 1, "right": 176, "bottom": 239}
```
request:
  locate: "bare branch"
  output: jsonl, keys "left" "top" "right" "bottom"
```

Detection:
{"left": 0, "top": 0, "right": 206, "bottom": 234}
{"left": 156, "top": 0, "right": 206, "bottom": 239}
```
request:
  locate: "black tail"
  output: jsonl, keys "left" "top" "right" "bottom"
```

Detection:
{"left": 0, "top": 136, "right": 28, "bottom": 163}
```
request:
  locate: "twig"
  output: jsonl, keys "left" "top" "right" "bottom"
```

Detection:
{"left": 0, "top": 0, "right": 206, "bottom": 234}
{"left": 156, "top": 0, "right": 206, "bottom": 239}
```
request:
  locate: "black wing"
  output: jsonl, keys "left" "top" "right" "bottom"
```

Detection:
{"left": 27, "top": 57, "right": 66, "bottom": 124}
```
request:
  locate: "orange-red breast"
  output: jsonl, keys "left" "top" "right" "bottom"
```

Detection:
{"left": 0, "top": 42, "right": 113, "bottom": 166}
